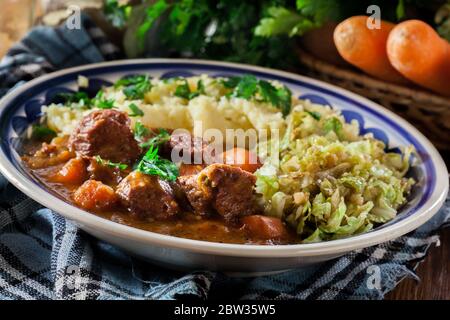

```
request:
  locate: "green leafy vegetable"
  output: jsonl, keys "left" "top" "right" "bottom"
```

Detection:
{"left": 103, "top": 0, "right": 132, "bottom": 28}
{"left": 256, "top": 114, "right": 415, "bottom": 242}
{"left": 137, "top": 145, "right": 179, "bottom": 181}
{"left": 95, "top": 155, "right": 128, "bottom": 170}
{"left": 128, "top": 103, "right": 144, "bottom": 117}
{"left": 31, "top": 125, "right": 56, "bottom": 140}
{"left": 115, "top": 75, "right": 152, "bottom": 100}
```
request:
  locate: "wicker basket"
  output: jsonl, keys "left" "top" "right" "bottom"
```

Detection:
{"left": 296, "top": 49, "right": 450, "bottom": 151}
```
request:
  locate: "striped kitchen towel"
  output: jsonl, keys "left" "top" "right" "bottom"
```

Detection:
{"left": 0, "top": 13, "right": 449, "bottom": 300}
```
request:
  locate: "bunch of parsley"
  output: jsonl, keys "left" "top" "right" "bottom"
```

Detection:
{"left": 104, "top": 0, "right": 297, "bottom": 69}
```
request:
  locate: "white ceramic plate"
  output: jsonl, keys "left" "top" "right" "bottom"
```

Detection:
{"left": 0, "top": 59, "right": 447, "bottom": 273}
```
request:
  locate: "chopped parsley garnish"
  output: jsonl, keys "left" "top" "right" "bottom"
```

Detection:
{"left": 305, "top": 110, "right": 321, "bottom": 121}
{"left": 174, "top": 79, "right": 206, "bottom": 100}
{"left": 94, "top": 155, "right": 128, "bottom": 170}
{"left": 221, "top": 75, "right": 292, "bottom": 116}
{"left": 220, "top": 77, "right": 241, "bottom": 89}
{"left": 31, "top": 125, "right": 56, "bottom": 140}
{"left": 92, "top": 90, "right": 115, "bottom": 109}
{"left": 115, "top": 75, "right": 152, "bottom": 100}
{"left": 139, "top": 128, "right": 170, "bottom": 149}
{"left": 137, "top": 145, "right": 179, "bottom": 181}
{"left": 234, "top": 75, "right": 259, "bottom": 99}
{"left": 174, "top": 79, "right": 191, "bottom": 99}
{"left": 134, "top": 122, "right": 170, "bottom": 149}
{"left": 197, "top": 80, "right": 206, "bottom": 95}
{"left": 128, "top": 103, "right": 144, "bottom": 117}
{"left": 134, "top": 121, "right": 150, "bottom": 140}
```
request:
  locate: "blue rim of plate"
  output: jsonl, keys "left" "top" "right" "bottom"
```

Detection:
{"left": 0, "top": 59, "right": 445, "bottom": 248}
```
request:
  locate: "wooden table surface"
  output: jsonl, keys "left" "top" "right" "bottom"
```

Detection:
{"left": 386, "top": 214, "right": 449, "bottom": 300}
{"left": 387, "top": 151, "right": 449, "bottom": 300}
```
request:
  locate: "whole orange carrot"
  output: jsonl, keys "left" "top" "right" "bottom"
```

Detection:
{"left": 387, "top": 20, "right": 450, "bottom": 97}
{"left": 333, "top": 16, "right": 408, "bottom": 84}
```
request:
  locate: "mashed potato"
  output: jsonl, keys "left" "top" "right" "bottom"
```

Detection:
{"left": 44, "top": 74, "right": 287, "bottom": 138}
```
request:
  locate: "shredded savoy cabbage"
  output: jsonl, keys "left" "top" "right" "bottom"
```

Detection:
{"left": 255, "top": 101, "right": 416, "bottom": 243}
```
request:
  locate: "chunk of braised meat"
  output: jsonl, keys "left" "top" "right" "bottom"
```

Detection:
{"left": 116, "top": 171, "right": 179, "bottom": 220}
{"left": 162, "top": 131, "right": 217, "bottom": 164}
{"left": 177, "top": 164, "right": 257, "bottom": 221}
{"left": 241, "top": 215, "right": 291, "bottom": 241}
{"left": 73, "top": 180, "right": 117, "bottom": 211}
{"left": 69, "top": 109, "right": 141, "bottom": 164}
{"left": 178, "top": 163, "right": 206, "bottom": 176}
{"left": 177, "top": 174, "right": 212, "bottom": 216}
{"left": 87, "top": 158, "right": 125, "bottom": 186}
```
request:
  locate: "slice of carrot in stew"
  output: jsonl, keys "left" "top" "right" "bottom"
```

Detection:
{"left": 54, "top": 157, "right": 87, "bottom": 185}
{"left": 242, "top": 215, "right": 289, "bottom": 240}
{"left": 73, "top": 180, "right": 117, "bottom": 211}
{"left": 221, "top": 148, "right": 261, "bottom": 173}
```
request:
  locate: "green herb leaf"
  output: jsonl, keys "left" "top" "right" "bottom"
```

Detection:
{"left": 31, "top": 125, "right": 56, "bottom": 140}
{"left": 274, "top": 85, "right": 292, "bottom": 117}
{"left": 92, "top": 90, "right": 115, "bottom": 109}
{"left": 233, "top": 75, "right": 259, "bottom": 99}
{"left": 220, "top": 77, "right": 241, "bottom": 88}
{"left": 305, "top": 110, "right": 321, "bottom": 120}
{"left": 222, "top": 75, "right": 292, "bottom": 116}
{"left": 174, "top": 79, "right": 192, "bottom": 99}
{"left": 115, "top": 75, "right": 152, "bottom": 100}
{"left": 197, "top": 79, "right": 205, "bottom": 94}
{"left": 128, "top": 103, "right": 144, "bottom": 117}
{"left": 174, "top": 79, "right": 204, "bottom": 100}
{"left": 258, "top": 80, "right": 292, "bottom": 116}
{"left": 137, "top": 145, "right": 179, "bottom": 181}
{"left": 134, "top": 121, "right": 150, "bottom": 141}
{"left": 255, "top": 7, "right": 306, "bottom": 37}
{"left": 139, "top": 128, "right": 170, "bottom": 149}
{"left": 103, "top": 0, "right": 132, "bottom": 29}
{"left": 95, "top": 155, "right": 128, "bottom": 170}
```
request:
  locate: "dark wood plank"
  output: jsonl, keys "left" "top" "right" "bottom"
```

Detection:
{"left": 386, "top": 228, "right": 450, "bottom": 300}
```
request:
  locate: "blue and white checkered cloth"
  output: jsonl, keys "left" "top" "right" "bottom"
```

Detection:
{"left": 1, "top": 14, "right": 449, "bottom": 300}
